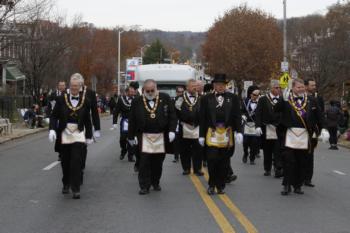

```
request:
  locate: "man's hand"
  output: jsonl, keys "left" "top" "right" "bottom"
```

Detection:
{"left": 169, "top": 132, "right": 176, "bottom": 143}
{"left": 128, "top": 137, "right": 138, "bottom": 146}
{"left": 320, "top": 129, "right": 330, "bottom": 143}
{"left": 93, "top": 130, "right": 101, "bottom": 138}
{"left": 86, "top": 138, "right": 94, "bottom": 145}
{"left": 198, "top": 137, "right": 205, "bottom": 147}
{"left": 256, "top": 127, "right": 263, "bottom": 136}
{"left": 235, "top": 133, "right": 243, "bottom": 145}
{"left": 48, "top": 130, "right": 57, "bottom": 143}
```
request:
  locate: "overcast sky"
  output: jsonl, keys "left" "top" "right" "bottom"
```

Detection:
{"left": 56, "top": 0, "right": 339, "bottom": 31}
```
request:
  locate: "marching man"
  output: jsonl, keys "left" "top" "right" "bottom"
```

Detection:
{"left": 128, "top": 79, "right": 177, "bottom": 195}
{"left": 49, "top": 74, "right": 93, "bottom": 199}
{"left": 274, "top": 78, "right": 329, "bottom": 196}
{"left": 199, "top": 74, "right": 243, "bottom": 195}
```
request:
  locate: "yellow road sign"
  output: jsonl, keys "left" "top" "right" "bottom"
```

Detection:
{"left": 279, "top": 72, "right": 290, "bottom": 89}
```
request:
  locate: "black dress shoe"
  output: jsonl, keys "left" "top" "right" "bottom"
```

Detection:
{"left": 62, "top": 185, "right": 70, "bottom": 194}
{"left": 294, "top": 187, "right": 304, "bottom": 195}
{"left": 72, "top": 192, "right": 80, "bottom": 199}
{"left": 128, "top": 158, "right": 136, "bottom": 162}
{"left": 225, "top": 175, "right": 237, "bottom": 184}
{"left": 182, "top": 170, "right": 190, "bottom": 175}
{"left": 264, "top": 171, "right": 271, "bottom": 176}
{"left": 217, "top": 189, "right": 225, "bottom": 195}
{"left": 242, "top": 156, "right": 248, "bottom": 164}
{"left": 134, "top": 165, "right": 139, "bottom": 173}
{"left": 281, "top": 186, "right": 291, "bottom": 196}
{"left": 304, "top": 181, "right": 315, "bottom": 187}
{"left": 195, "top": 171, "right": 204, "bottom": 176}
{"left": 120, "top": 151, "right": 126, "bottom": 160}
{"left": 274, "top": 169, "right": 283, "bottom": 178}
{"left": 153, "top": 185, "right": 161, "bottom": 191}
{"left": 139, "top": 189, "right": 150, "bottom": 195}
{"left": 207, "top": 187, "right": 215, "bottom": 195}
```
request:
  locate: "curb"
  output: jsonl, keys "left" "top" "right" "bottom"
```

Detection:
{"left": 0, "top": 128, "right": 47, "bottom": 144}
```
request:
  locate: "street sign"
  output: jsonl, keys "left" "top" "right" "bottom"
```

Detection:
{"left": 244, "top": 81, "right": 253, "bottom": 90}
{"left": 281, "top": 61, "right": 289, "bottom": 72}
{"left": 279, "top": 72, "right": 290, "bottom": 89}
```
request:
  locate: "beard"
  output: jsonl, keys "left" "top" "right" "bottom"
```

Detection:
{"left": 144, "top": 92, "right": 156, "bottom": 100}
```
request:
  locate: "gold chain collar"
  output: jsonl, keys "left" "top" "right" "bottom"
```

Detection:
{"left": 142, "top": 94, "right": 159, "bottom": 119}
{"left": 289, "top": 92, "right": 308, "bottom": 111}
{"left": 183, "top": 91, "right": 198, "bottom": 111}
{"left": 64, "top": 88, "right": 86, "bottom": 113}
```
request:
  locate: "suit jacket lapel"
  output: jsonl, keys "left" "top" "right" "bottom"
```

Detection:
{"left": 224, "top": 94, "right": 232, "bottom": 126}
{"left": 208, "top": 94, "right": 216, "bottom": 126}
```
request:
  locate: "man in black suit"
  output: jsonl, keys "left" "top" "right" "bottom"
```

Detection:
{"left": 49, "top": 75, "right": 93, "bottom": 199}
{"left": 73, "top": 74, "right": 101, "bottom": 183}
{"left": 175, "top": 79, "right": 203, "bottom": 176}
{"left": 128, "top": 79, "right": 177, "bottom": 195}
{"left": 109, "top": 85, "right": 119, "bottom": 119}
{"left": 275, "top": 78, "right": 329, "bottom": 196}
{"left": 113, "top": 86, "right": 136, "bottom": 162}
{"left": 47, "top": 81, "right": 67, "bottom": 161}
{"left": 304, "top": 78, "right": 325, "bottom": 187}
{"left": 199, "top": 74, "right": 243, "bottom": 195}
{"left": 255, "top": 80, "right": 283, "bottom": 177}
{"left": 242, "top": 85, "right": 261, "bottom": 165}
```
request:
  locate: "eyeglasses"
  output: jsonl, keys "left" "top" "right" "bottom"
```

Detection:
{"left": 252, "top": 93, "right": 260, "bottom": 97}
{"left": 145, "top": 89, "right": 155, "bottom": 94}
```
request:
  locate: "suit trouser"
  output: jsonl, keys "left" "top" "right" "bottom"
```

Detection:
{"left": 328, "top": 127, "right": 338, "bottom": 145}
{"left": 180, "top": 138, "right": 202, "bottom": 172}
{"left": 61, "top": 142, "right": 84, "bottom": 192}
{"left": 243, "top": 136, "right": 260, "bottom": 161}
{"left": 120, "top": 132, "right": 134, "bottom": 160}
{"left": 305, "top": 139, "right": 318, "bottom": 182}
{"left": 262, "top": 138, "right": 282, "bottom": 172}
{"left": 282, "top": 148, "right": 307, "bottom": 188}
{"left": 138, "top": 153, "right": 166, "bottom": 189}
{"left": 206, "top": 147, "right": 230, "bottom": 190}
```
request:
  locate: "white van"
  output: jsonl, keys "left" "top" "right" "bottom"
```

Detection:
{"left": 134, "top": 64, "right": 198, "bottom": 98}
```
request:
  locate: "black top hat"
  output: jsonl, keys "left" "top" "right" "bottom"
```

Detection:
{"left": 212, "top": 74, "right": 228, "bottom": 84}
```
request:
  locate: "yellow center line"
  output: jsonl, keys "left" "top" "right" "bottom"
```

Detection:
{"left": 203, "top": 170, "right": 259, "bottom": 233}
{"left": 189, "top": 173, "right": 236, "bottom": 233}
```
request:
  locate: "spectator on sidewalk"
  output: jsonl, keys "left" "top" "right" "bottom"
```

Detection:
{"left": 326, "top": 100, "right": 343, "bottom": 150}
{"left": 24, "top": 104, "right": 44, "bottom": 128}
{"left": 339, "top": 105, "right": 349, "bottom": 134}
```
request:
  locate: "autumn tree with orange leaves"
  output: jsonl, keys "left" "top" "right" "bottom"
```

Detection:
{"left": 202, "top": 5, "right": 283, "bottom": 90}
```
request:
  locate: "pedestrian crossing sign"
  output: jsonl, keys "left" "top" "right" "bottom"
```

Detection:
{"left": 279, "top": 72, "right": 290, "bottom": 89}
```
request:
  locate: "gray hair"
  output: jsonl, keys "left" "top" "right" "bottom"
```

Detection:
{"left": 144, "top": 79, "right": 157, "bottom": 87}
{"left": 70, "top": 73, "right": 84, "bottom": 85}
{"left": 270, "top": 79, "right": 280, "bottom": 88}
{"left": 187, "top": 79, "right": 197, "bottom": 85}
{"left": 292, "top": 78, "right": 304, "bottom": 87}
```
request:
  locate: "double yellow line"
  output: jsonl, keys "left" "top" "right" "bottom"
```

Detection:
{"left": 189, "top": 170, "right": 258, "bottom": 233}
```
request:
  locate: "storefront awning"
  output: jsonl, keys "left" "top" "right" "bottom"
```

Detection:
{"left": 6, "top": 66, "right": 26, "bottom": 82}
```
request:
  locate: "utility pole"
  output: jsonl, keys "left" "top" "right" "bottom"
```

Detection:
{"left": 118, "top": 30, "right": 124, "bottom": 95}
{"left": 283, "top": 0, "right": 287, "bottom": 63}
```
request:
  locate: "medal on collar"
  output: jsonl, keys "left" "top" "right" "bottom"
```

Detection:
{"left": 183, "top": 92, "right": 198, "bottom": 112}
{"left": 64, "top": 89, "right": 86, "bottom": 118}
{"left": 143, "top": 94, "right": 159, "bottom": 119}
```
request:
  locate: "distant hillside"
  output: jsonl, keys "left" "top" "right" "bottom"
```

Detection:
{"left": 140, "top": 30, "right": 206, "bottom": 62}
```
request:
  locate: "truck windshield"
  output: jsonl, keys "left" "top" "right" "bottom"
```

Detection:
{"left": 157, "top": 84, "right": 179, "bottom": 98}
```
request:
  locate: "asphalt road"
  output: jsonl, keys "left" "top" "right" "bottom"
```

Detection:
{"left": 0, "top": 116, "right": 350, "bottom": 233}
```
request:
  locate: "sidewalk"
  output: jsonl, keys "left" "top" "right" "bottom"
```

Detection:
{"left": 0, "top": 125, "right": 47, "bottom": 144}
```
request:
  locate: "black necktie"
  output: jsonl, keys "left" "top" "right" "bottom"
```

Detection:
{"left": 294, "top": 97, "right": 303, "bottom": 101}
{"left": 72, "top": 96, "right": 79, "bottom": 101}
{"left": 273, "top": 97, "right": 278, "bottom": 101}
{"left": 216, "top": 93, "right": 224, "bottom": 97}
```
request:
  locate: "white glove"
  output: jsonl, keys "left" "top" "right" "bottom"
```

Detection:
{"left": 169, "top": 132, "right": 176, "bottom": 143}
{"left": 283, "top": 88, "right": 291, "bottom": 101}
{"left": 198, "top": 137, "right": 205, "bottom": 147}
{"left": 48, "top": 130, "right": 57, "bottom": 143}
{"left": 93, "top": 130, "right": 101, "bottom": 138}
{"left": 235, "top": 133, "right": 243, "bottom": 145}
{"left": 128, "top": 137, "right": 138, "bottom": 146}
{"left": 113, "top": 124, "right": 118, "bottom": 129}
{"left": 320, "top": 129, "right": 330, "bottom": 143}
{"left": 256, "top": 127, "right": 263, "bottom": 136}
{"left": 242, "top": 115, "right": 247, "bottom": 122}
{"left": 86, "top": 138, "right": 94, "bottom": 145}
